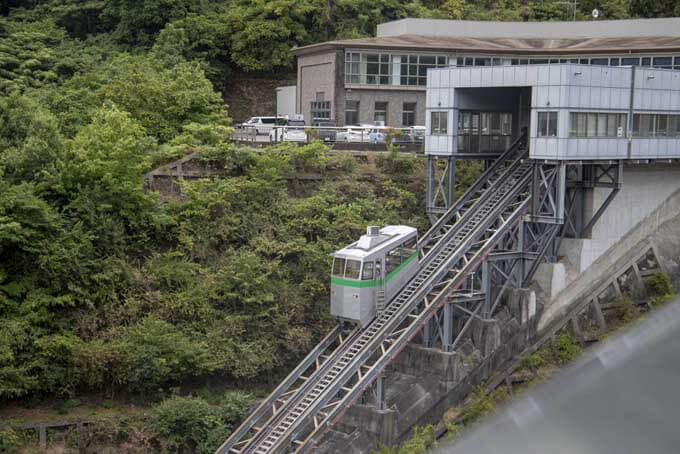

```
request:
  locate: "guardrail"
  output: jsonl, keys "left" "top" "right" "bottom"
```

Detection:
{"left": 233, "top": 125, "right": 425, "bottom": 152}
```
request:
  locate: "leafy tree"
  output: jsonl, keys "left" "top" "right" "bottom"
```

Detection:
{"left": 37, "top": 54, "right": 229, "bottom": 141}
{"left": 150, "top": 395, "right": 226, "bottom": 453}
{"left": 630, "top": 0, "right": 680, "bottom": 18}
{"left": 104, "top": 0, "right": 207, "bottom": 45}
{"left": 0, "top": 18, "right": 66, "bottom": 93}
{"left": 0, "top": 93, "right": 62, "bottom": 182}
{"left": 114, "top": 318, "right": 214, "bottom": 393}
{"left": 152, "top": 13, "right": 232, "bottom": 90}
{"left": 225, "top": 0, "right": 319, "bottom": 71}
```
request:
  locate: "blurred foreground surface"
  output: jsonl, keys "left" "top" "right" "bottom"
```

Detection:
{"left": 433, "top": 298, "right": 680, "bottom": 454}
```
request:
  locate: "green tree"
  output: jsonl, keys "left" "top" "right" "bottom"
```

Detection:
{"left": 152, "top": 13, "right": 232, "bottom": 90}
{"left": 150, "top": 395, "right": 226, "bottom": 453}
{"left": 225, "top": 0, "right": 319, "bottom": 71}
{"left": 0, "top": 93, "right": 62, "bottom": 182}
{"left": 104, "top": 0, "right": 206, "bottom": 45}
{"left": 630, "top": 0, "right": 680, "bottom": 18}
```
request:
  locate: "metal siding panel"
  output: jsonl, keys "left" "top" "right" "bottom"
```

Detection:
{"left": 491, "top": 66, "right": 503, "bottom": 85}
{"left": 482, "top": 67, "right": 492, "bottom": 86}
{"left": 673, "top": 139, "right": 680, "bottom": 159}
{"left": 590, "top": 86, "right": 601, "bottom": 109}
{"left": 550, "top": 65, "right": 561, "bottom": 85}
{"left": 601, "top": 88, "right": 611, "bottom": 109}
{"left": 471, "top": 68, "right": 481, "bottom": 87}
{"left": 536, "top": 86, "right": 548, "bottom": 107}
{"left": 537, "top": 65, "right": 549, "bottom": 85}
{"left": 579, "top": 86, "right": 590, "bottom": 107}
{"left": 671, "top": 90, "right": 680, "bottom": 112}
{"left": 501, "top": 66, "right": 516, "bottom": 86}
{"left": 549, "top": 86, "right": 561, "bottom": 107}
{"left": 429, "top": 69, "right": 440, "bottom": 88}
{"left": 460, "top": 68, "right": 470, "bottom": 87}
{"left": 559, "top": 85, "right": 569, "bottom": 107}
{"left": 439, "top": 88, "right": 450, "bottom": 108}
{"left": 527, "top": 65, "right": 539, "bottom": 86}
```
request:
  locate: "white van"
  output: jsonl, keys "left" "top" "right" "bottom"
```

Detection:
{"left": 243, "top": 116, "right": 286, "bottom": 135}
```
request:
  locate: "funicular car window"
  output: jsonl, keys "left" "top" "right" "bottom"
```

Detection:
{"left": 362, "top": 262, "right": 374, "bottom": 280}
{"left": 402, "top": 237, "right": 417, "bottom": 259}
{"left": 386, "top": 246, "right": 402, "bottom": 274}
{"left": 332, "top": 257, "right": 345, "bottom": 277}
{"left": 345, "top": 260, "right": 361, "bottom": 279}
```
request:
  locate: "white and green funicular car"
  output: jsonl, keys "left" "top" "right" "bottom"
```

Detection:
{"left": 331, "top": 225, "right": 418, "bottom": 327}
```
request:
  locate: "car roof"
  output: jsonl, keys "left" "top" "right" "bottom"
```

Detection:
{"left": 334, "top": 225, "right": 417, "bottom": 259}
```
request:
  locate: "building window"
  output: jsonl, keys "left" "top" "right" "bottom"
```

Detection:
{"left": 345, "top": 51, "right": 446, "bottom": 86}
{"left": 633, "top": 114, "right": 680, "bottom": 137}
{"left": 431, "top": 111, "right": 448, "bottom": 135}
{"left": 402, "top": 102, "right": 416, "bottom": 126}
{"left": 345, "top": 52, "right": 361, "bottom": 84}
{"left": 537, "top": 111, "right": 558, "bottom": 137}
{"left": 374, "top": 102, "right": 388, "bottom": 124}
{"left": 311, "top": 101, "right": 331, "bottom": 120}
{"left": 569, "top": 112, "right": 627, "bottom": 137}
{"left": 345, "top": 100, "right": 359, "bottom": 125}
{"left": 653, "top": 56, "right": 673, "bottom": 69}
{"left": 590, "top": 58, "right": 609, "bottom": 66}
{"left": 364, "top": 53, "right": 391, "bottom": 85}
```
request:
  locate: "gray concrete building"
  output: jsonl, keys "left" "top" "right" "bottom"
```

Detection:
{"left": 292, "top": 17, "right": 680, "bottom": 127}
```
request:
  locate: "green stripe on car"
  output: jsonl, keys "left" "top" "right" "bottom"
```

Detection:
{"left": 330, "top": 252, "right": 418, "bottom": 288}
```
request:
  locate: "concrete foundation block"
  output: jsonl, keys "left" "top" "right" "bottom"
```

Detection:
{"left": 533, "top": 262, "right": 567, "bottom": 299}
{"left": 392, "top": 344, "right": 463, "bottom": 383}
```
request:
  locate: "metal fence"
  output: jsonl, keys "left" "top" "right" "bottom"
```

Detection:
{"left": 233, "top": 125, "right": 425, "bottom": 152}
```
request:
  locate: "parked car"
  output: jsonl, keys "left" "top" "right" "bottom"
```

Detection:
{"left": 313, "top": 119, "right": 337, "bottom": 142}
{"left": 243, "top": 116, "right": 286, "bottom": 135}
{"left": 269, "top": 119, "right": 308, "bottom": 142}
{"left": 336, "top": 127, "right": 369, "bottom": 143}
{"left": 406, "top": 126, "right": 426, "bottom": 143}
{"left": 367, "top": 128, "right": 386, "bottom": 144}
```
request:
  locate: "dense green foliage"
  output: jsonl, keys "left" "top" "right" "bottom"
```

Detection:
{"left": 1, "top": 0, "right": 676, "bottom": 83}
{"left": 2, "top": 0, "right": 435, "bottom": 403}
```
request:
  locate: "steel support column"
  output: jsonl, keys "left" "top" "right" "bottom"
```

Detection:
{"left": 426, "top": 155, "right": 456, "bottom": 223}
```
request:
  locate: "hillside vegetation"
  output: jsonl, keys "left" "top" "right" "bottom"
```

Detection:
{"left": 0, "top": 0, "right": 678, "bottom": 452}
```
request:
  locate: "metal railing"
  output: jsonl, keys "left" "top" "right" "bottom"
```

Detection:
{"left": 232, "top": 125, "right": 426, "bottom": 150}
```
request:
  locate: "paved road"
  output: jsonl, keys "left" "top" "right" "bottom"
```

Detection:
{"left": 433, "top": 298, "right": 680, "bottom": 454}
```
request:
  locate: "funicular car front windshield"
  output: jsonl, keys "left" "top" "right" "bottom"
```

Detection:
{"left": 345, "top": 259, "right": 361, "bottom": 279}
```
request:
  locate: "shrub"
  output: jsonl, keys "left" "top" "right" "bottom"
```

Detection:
{"left": 646, "top": 271, "right": 676, "bottom": 305}
{"left": 219, "top": 391, "right": 254, "bottom": 428}
{"left": 615, "top": 295, "right": 638, "bottom": 323}
{"left": 398, "top": 425, "right": 436, "bottom": 454}
{"left": 460, "top": 386, "right": 495, "bottom": 425}
{"left": 520, "top": 351, "right": 547, "bottom": 372}
{"left": 553, "top": 332, "right": 582, "bottom": 364}
{"left": 150, "top": 396, "right": 226, "bottom": 454}
{"left": 0, "top": 428, "right": 20, "bottom": 454}
{"left": 375, "top": 149, "right": 418, "bottom": 176}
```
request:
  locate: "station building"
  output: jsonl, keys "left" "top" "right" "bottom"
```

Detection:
{"left": 291, "top": 17, "right": 680, "bottom": 128}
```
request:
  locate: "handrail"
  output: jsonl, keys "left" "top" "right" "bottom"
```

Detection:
{"left": 418, "top": 130, "right": 527, "bottom": 252}
{"left": 215, "top": 325, "right": 342, "bottom": 454}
